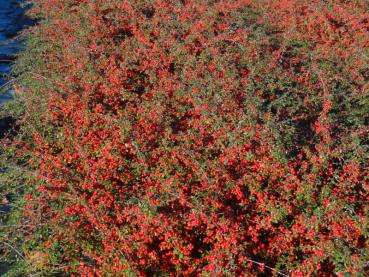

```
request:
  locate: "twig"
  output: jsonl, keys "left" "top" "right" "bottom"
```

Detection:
{"left": 0, "top": 224, "right": 39, "bottom": 229}
{"left": 0, "top": 79, "right": 16, "bottom": 95}
{"left": 246, "top": 259, "right": 290, "bottom": 277}
{"left": 2, "top": 241, "right": 25, "bottom": 260}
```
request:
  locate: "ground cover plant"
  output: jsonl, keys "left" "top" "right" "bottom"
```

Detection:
{"left": 1, "top": 0, "right": 368, "bottom": 275}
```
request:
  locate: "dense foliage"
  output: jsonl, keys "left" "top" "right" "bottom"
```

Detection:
{"left": 2, "top": 0, "right": 368, "bottom": 275}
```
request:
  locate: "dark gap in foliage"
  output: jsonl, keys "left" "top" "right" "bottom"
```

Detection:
{"left": 0, "top": 116, "right": 16, "bottom": 139}
{"left": 112, "top": 27, "right": 134, "bottom": 44}
{"left": 359, "top": 68, "right": 369, "bottom": 81}
{"left": 190, "top": 232, "right": 213, "bottom": 259}
{"left": 168, "top": 62, "right": 175, "bottom": 74}
{"left": 142, "top": 7, "right": 155, "bottom": 19}
{"left": 156, "top": 199, "right": 190, "bottom": 216}
{"left": 293, "top": 116, "right": 316, "bottom": 145}
{"left": 170, "top": 114, "right": 191, "bottom": 135}
{"left": 320, "top": 258, "right": 336, "bottom": 274}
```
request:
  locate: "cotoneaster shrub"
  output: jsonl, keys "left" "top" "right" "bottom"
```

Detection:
{"left": 7, "top": 0, "right": 369, "bottom": 275}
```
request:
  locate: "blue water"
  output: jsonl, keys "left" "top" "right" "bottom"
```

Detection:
{"left": 0, "top": 0, "right": 30, "bottom": 104}
{"left": 0, "top": 4, "right": 32, "bottom": 271}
